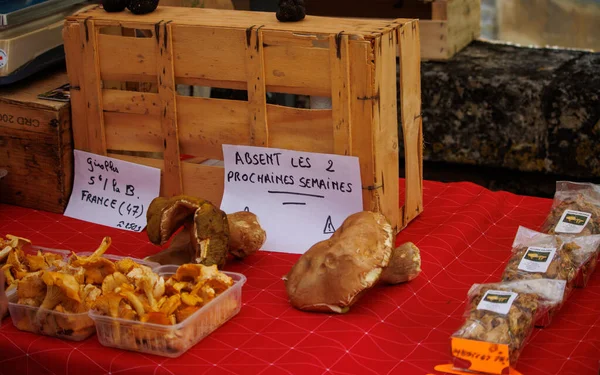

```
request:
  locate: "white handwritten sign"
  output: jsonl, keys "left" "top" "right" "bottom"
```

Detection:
{"left": 64, "top": 150, "right": 161, "bottom": 232}
{"left": 220, "top": 145, "right": 363, "bottom": 254}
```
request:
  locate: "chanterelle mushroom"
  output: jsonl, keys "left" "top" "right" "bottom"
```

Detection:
{"left": 39, "top": 272, "right": 81, "bottom": 311}
{"left": 70, "top": 237, "right": 116, "bottom": 284}
{"left": 284, "top": 211, "right": 393, "bottom": 313}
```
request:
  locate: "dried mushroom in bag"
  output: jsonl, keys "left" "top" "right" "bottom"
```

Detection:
{"left": 541, "top": 182, "right": 600, "bottom": 288}
{"left": 560, "top": 234, "right": 600, "bottom": 289}
{"left": 541, "top": 182, "right": 600, "bottom": 236}
{"left": 502, "top": 227, "right": 575, "bottom": 290}
{"left": 500, "top": 227, "right": 600, "bottom": 324}
{"left": 452, "top": 279, "right": 563, "bottom": 369}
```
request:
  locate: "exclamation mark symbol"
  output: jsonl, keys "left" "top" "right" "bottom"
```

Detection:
{"left": 323, "top": 215, "right": 336, "bottom": 234}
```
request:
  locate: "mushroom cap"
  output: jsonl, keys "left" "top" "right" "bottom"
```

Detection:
{"left": 284, "top": 211, "right": 393, "bottom": 313}
{"left": 146, "top": 196, "right": 207, "bottom": 245}
{"left": 101, "top": 272, "right": 129, "bottom": 294}
{"left": 94, "top": 292, "right": 124, "bottom": 318}
{"left": 42, "top": 271, "right": 81, "bottom": 303}
{"left": 227, "top": 211, "right": 267, "bottom": 259}
{"left": 17, "top": 271, "right": 46, "bottom": 303}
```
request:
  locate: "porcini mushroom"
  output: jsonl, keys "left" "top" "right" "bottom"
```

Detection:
{"left": 227, "top": 211, "right": 267, "bottom": 259}
{"left": 146, "top": 195, "right": 230, "bottom": 268}
{"left": 284, "top": 211, "right": 394, "bottom": 313}
{"left": 145, "top": 195, "right": 266, "bottom": 267}
{"left": 380, "top": 242, "right": 422, "bottom": 285}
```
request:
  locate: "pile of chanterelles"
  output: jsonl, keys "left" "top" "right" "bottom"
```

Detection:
{"left": 5, "top": 236, "right": 234, "bottom": 338}
{"left": 145, "top": 195, "right": 266, "bottom": 267}
{"left": 284, "top": 212, "right": 422, "bottom": 313}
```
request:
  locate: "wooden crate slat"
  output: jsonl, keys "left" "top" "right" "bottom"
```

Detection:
{"left": 173, "top": 25, "right": 247, "bottom": 84}
{"left": 371, "top": 34, "right": 401, "bottom": 231}
{"left": 446, "top": 0, "right": 480, "bottom": 57}
{"left": 103, "top": 89, "right": 161, "bottom": 116}
{"left": 157, "top": 22, "right": 183, "bottom": 196}
{"left": 398, "top": 21, "right": 424, "bottom": 225}
{"left": 263, "top": 35, "right": 331, "bottom": 97}
{"left": 69, "top": 7, "right": 408, "bottom": 36}
{"left": 348, "top": 40, "right": 375, "bottom": 212}
{"left": 178, "top": 96, "right": 250, "bottom": 160}
{"left": 79, "top": 19, "right": 107, "bottom": 155}
{"left": 105, "top": 112, "right": 162, "bottom": 152}
{"left": 98, "top": 33, "right": 157, "bottom": 83}
{"left": 419, "top": 21, "right": 449, "bottom": 60}
{"left": 329, "top": 33, "right": 352, "bottom": 156}
{"left": 267, "top": 105, "right": 333, "bottom": 154}
{"left": 63, "top": 23, "right": 88, "bottom": 152}
{"left": 245, "top": 26, "right": 269, "bottom": 147}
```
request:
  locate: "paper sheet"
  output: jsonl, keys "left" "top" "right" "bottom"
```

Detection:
{"left": 64, "top": 150, "right": 161, "bottom": 232}
{"left": 220, "top": 145, "right": 363, "bottom": 254}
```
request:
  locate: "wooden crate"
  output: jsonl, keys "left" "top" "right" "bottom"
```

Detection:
{"left": 304, "top": 0, "right": 481, "bottom": 60}
{"left": 0, "top": 69, "right": 72, "bottom": 213}
{"left": 63, "top": 6, "right": 423, "bottom": 232}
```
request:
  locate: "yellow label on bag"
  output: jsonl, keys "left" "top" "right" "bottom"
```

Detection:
{"left": 451, "top": 337, "right": 510, "bottom": 374}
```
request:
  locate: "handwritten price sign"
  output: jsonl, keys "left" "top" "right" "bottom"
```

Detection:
{"left": 64, "top": 150, "right": 161, "bottom": 232}
{"left": 220, "top": 145, "right": 363, "bottom": 254}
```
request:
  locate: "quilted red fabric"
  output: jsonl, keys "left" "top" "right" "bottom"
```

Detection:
{"left": 0, "top": 180, "right": 598, "bottom": 375}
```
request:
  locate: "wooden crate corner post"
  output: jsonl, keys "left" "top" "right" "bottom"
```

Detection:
{"left": 398, "top": 20, "right": 424, "bottom": 228}
{"left": 421, "top": 0, "right": 481, "bottom": 60}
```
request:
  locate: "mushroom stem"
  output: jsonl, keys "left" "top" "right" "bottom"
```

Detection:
{"left": 379, "top": 242, "right": 422, "bottom": 285}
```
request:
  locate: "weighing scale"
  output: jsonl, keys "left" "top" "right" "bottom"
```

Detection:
{"left": 0, "top": 0, "right": 91, "bottom": 85}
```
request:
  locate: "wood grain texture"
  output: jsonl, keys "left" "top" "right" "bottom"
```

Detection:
{"left": 348, "top": 40, "right": 376, "bottom": 213}
{"left": 79, "top": 19, "right": 107, "bottom": 155}
{"left": 63, "top": 22, "right": 88, "bottom": 152}
{"left": 245, "top": 26, "right": 269, "bottom": 147}
{"left": 0, "top": 70, "right": 73, "bottom": 213}
{"left": 156, "top": 22, "right": 183, "bottom": 196}
{"left": 330, "top": 33, "right": 352, "bottom": 156}
{"left": 372, "top": 32, "right": 401, "bottom": 232}
{"left": 398, "top": 20, "right": 424, "bottom": 226}
{"left": 67, "top": 6, "right": 409, "bottom": 37}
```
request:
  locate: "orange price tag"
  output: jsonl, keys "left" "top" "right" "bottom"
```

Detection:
{"left": 450, "top": 337, "right": 510, "bottom": 375}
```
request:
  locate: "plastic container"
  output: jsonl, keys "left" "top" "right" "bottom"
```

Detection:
{"left": 7, "top": 292, "right": 95, "bottom": 341}
{"left": 0, "top": 271, "right": 7, "bottom": 319}
{"left": 90, "top": 270, "right": 246, "bottom": 358}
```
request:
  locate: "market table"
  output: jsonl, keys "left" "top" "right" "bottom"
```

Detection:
{"left": 0, "top": 180, "right": 598, "bottom": 375}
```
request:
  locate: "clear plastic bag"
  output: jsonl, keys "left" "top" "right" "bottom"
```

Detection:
{"left": 540, "top": 182, "right": 600, "bottom": 287}
{"left": 501, "top": 227, "right": 600, "bottom": 324}
{"left": 541, "top": 181, "right": 600, "bottom": 236}
{"left": 502, "top": 227, "right": 575, "bottom": 300}
{"left": 451, "top": 279, "right": 564, "bottom": 372}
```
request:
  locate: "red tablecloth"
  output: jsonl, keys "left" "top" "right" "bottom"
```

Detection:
{"left": 0, "top": 180, "right": 598, "bottom": 375}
